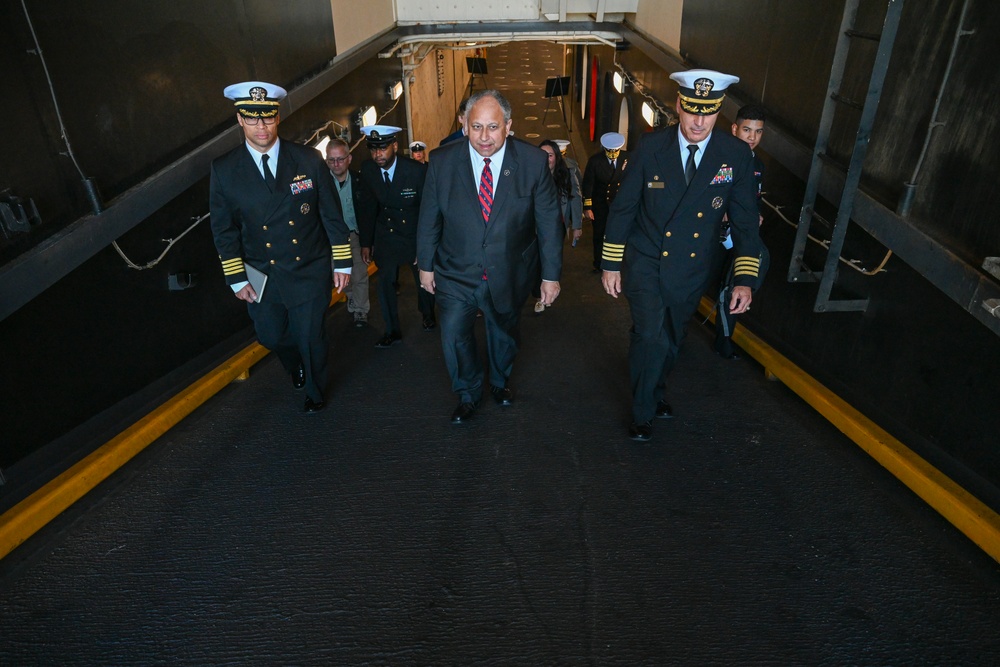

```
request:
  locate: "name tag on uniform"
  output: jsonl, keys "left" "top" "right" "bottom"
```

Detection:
{"left": 290, "top": 179, "right": 314, "bottom": 195}
{"left": 710, "top": 166, "right": 733, "bottom": 185}
{"left": 647, "top": 181, "right": 665, "bottom": 189}
{"left": 400, "top": 187, "right": 417, "bottom": 198}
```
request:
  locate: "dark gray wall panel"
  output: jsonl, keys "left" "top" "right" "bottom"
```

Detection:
{"left": 0, "top": 0, "right": 335, "bottom": 265}
{"left": 680, "top": 0, "right": 841, "bottom": 146}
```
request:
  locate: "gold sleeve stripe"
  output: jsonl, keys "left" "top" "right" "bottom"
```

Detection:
{"left": 602, "top": 242, "right": 625, "bottom": 262}
{"left": 331, "top": 245, "right": 353, "bottom": 260}
{"left": 733, "top": 255, "right": 760, "bottom": 277}
{"left": 221, "top": 257, "right": 245, "bottom": 276}
{"left": 583, "top": 198, "right": 593, "bottom": 207}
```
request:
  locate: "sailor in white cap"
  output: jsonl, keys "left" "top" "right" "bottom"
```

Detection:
{"left": 582, "top": 131, "right": 628, "bottom": 272}
{"left": 409, "top": 140, "right": 428, "bottom": 164}
{"left": 357, "top": 124, "right": 436, "bottom": 347}
{"left": 209, "top": 81, "right": 353, "bottom": 413}
{"left": 599, "top": 69, "right": 762, "bottom": 441}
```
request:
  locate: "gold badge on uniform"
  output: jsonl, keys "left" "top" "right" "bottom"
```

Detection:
{"left": 712, "top": 196, "right": 724, "bottom": 209}
{"left": 300, "top": 203, "right": 310, "bottom": 214}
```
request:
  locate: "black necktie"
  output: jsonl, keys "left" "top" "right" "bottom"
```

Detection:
{"left": 383, "top": 170, "right": 391, "bottom": 185}
{"left": 684, "top": 144, "right": 698, "bottom": 186}
{"left": 610, "top": 159, "right": 616, "bottom": 170}
{"left": 261, "top": 154, "right": 276, "bottom": 190}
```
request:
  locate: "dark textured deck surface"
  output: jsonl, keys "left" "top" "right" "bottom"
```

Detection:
{"left": 2, "top": 41, "right": 1000, "bottom": 666}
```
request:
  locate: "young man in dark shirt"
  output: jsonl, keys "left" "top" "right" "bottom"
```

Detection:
{"left": 715, "top": 104, "right": 768, "bottom": 359}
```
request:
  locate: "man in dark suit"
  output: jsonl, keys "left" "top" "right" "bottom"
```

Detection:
{"left": 582, "top": 132, "right": 628, "bottom": 272}
{"left": 210, "top": 81, "right": 352, "bottom": 413}
{"left": 325, "top": 137, "right": 373, "bottom": 328}
{"left": 601, "top": 70, "right": 762, "bottom": 441}
{"left": 417, "top": 89, "right": 563, "bottom": 423}
{"left": 357, "top": 125, "right": 435, "bottom": 348}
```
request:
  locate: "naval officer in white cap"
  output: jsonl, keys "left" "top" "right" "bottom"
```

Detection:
{"left": 357, "top": 125, "right": 435, "bottom": 347}
{"left": 209, "top": 81, "right": 353, "bottom": 413}
{"left": 582, "top": 131, "right": 628, "bottom": 272}
{"left": 409, "top": 140, "right": 428, "bottom": 164}
{"left": 600, "top": 69, "right": 762, "bottom": 441}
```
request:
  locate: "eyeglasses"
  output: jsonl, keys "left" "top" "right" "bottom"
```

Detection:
{"left": 326, "top": 156, "right": 349, "bottom": 164}
{"left": 242, "top": 116, "right": 278, "bottom": 126}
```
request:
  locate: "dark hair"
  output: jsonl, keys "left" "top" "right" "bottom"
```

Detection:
{"left": 458, "top": 98, "right": 469, "bottom": 114}
{"left": 538, "top": 139, "right": 572, "bottom": 200}
{"left": 735, "top": 104, "right": 766, "bottom": 124}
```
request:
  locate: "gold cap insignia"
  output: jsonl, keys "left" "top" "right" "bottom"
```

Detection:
{"left": 694, "top": 78, "right": 714, "bottom": 98}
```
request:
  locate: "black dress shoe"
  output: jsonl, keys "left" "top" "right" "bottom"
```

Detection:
{"left": 655, "top": 401, "right": 674, "bottom": 419}
{"left": 490, "top": 385, "right": 514, "bottom": 406}
{"left": 451, "top": 401, "right": 479, "bottom": 423}
{"left": 304, "top": 396, "right": 325, "bottom": 413}
{"left": 629, "top": 420, "right": 652, "bottom": 441}
{"left": 715, "top": 338, "right": 741, "bottom": 360}
{"left": 422, "top": 315, "right": 437, "bottom": 331}
{"left": 292, "top": 365, "right": 306, "bottom": 390}
{"left": 374, "top": 333, "right": 402, "bottom": 348}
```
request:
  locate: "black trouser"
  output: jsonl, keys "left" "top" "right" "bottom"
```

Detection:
{"left": 591, "top": 212, "right": 608, "bottom": 270}
{"left": 376, "top": 259, "right": 435, "bottom": 336}
{"left": 625, "top": 286, "right": 700, "bottom": 424}
{"left": 249, "top": 293, "right": 330, "bottom": 402}
{"left": 437, "top": 280, "right": 521, "bottom": 405}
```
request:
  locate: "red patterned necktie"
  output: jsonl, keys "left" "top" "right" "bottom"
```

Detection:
{"left": 478, "top": 157, "right": 493, "bottom": 223}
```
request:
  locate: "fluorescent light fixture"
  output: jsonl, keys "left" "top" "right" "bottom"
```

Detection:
{"left": 389, "top": 81, "right": 403, "bottom": 100}
{"left": 313, "top": 136, "right": 331, "bottom": 157}
{"left": 641, "top": 101, "right": 658, "bottom": 127}
{"left": 361, "top": 105, "right": 377, "bottom": 127}
{"left": 613, "top": 71, "right": 624, "bottom": 94}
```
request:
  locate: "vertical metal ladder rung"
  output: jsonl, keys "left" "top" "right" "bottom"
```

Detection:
{"left": 787, "top": 0, "right": 905, "bottom": 314}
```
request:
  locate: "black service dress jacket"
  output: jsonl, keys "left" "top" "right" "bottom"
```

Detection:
{"left": 210, "top": 140, "right": 352, "bottom": 306}
{"left": 358, "top": 156, "right": 427, "bottom": 267}
{"left": 601, "top": 128, "right": 761, "bottom": 306}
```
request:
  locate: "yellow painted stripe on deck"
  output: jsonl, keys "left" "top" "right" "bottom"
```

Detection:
{"left": 0, "top": 343, "right": 269, "bottom": 560}
{"left": 698, "top": 296, "right": 1000, "bottom": 564}
{"left": 0, "top": 261, "right": 381, "bottom": 562}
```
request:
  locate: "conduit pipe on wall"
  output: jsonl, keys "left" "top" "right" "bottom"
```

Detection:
{"left": 402, "top": 70, "right": 414, "bottom": 149}
{"left": 897, "top": 0, "right": 974, "bottom": 217}
{"left": 20, "top": 0, "right": 103, "bottom": 215}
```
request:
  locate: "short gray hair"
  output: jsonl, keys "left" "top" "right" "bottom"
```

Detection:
{"left": 465, "top": 89, "right": 512, "bottom": 123}
{"left": 326, "top": 137, "right": 351, "bottom": 155}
